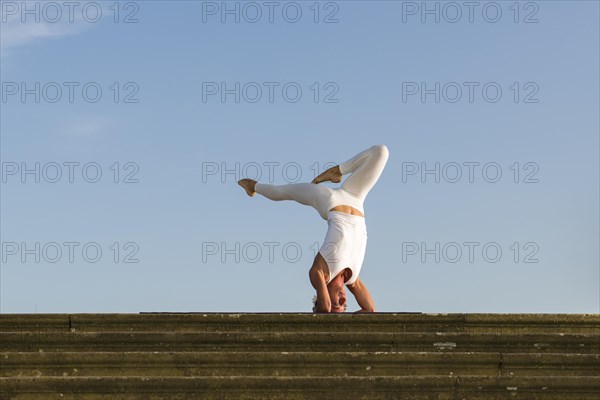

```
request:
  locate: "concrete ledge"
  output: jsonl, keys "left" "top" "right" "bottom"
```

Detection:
{"left": 1, "top": 313, "right": 597, "bottom": 399}
{"left": 1, "top": 313, "right": 599, "bottom": 334}
{"left": 2, "top": 331, "right": 598, "bottom": 353}
{"left": 1, "top": 351, "right": 598, "bottom": 377}
{"left": 1, "top": 376, "right": 599, "bottom": 399}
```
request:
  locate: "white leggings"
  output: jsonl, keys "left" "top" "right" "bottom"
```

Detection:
{"left": 254, "top": 144, "right": 389, "bottom": 220}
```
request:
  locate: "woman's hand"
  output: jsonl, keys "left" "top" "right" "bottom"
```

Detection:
{"left": 316, "top": 300, "right": 332, "bottom": 313}
{"left": 347, "top": 278, "right": 375, "bottom": 313}
{"left": 315, "top": 293, "right": 332, "bottom": 313}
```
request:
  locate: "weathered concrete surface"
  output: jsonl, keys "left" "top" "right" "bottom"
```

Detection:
{"left": 0, "top": 313, "right": 598, "bottom": 399}
{"left": 1, "top": 376, "right": 599, "bottom": 400}
{"left": 2, "top": 351, "right": 598, "bottom": 377}
{"left": 1, "top": 313, "right": 598, "bottom": 333}
{"left": 2, "top": 331, "right": 598, "bottom": 353}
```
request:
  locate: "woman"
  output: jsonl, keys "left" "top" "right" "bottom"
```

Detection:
{"left": 238, "top": 144, "right": 389, "bottom": 313}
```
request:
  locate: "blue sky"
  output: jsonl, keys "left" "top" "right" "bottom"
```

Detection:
{"left": 1, "top": 0, "right": 598, "bottom": 313}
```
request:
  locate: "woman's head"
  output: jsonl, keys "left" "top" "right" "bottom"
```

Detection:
{"left": 312, "top": 280, "right": 348, "bottom": 313}
{"left": 328, "top": 283, "right": 347, "bottom": 312}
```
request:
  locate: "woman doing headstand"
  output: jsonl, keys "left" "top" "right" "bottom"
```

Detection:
{"left": 238, "top": 144, "right": 389, "bottom": 313}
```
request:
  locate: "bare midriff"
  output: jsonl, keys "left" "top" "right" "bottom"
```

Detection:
{"left": 329, "top": 205, "right": 365, "bottom": 217}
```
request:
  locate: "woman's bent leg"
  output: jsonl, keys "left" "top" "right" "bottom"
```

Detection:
{"left": 339, "top": 144, "right": 389, "bottom": 199}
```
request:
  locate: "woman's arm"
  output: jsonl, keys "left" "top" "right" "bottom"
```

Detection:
{"left": 309, "top": 266, "right": 331, "bottom": 313}
{"left": 347, "top": 277, "right": 375, "bottom": 312}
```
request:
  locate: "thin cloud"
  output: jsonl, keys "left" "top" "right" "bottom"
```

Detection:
{"left": 63, "top": 117, "right": 113, "bottom": 138}
{"left": 1, "top": 2, "right": 98, "bottom": 57}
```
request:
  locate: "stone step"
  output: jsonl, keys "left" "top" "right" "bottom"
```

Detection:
{"left": 1, "top": 376, "right": 599, "bottom": 400}
{"left": 2, "top": 313, "right": 598, "bottom": 334}
{"left": 2, "top": 331, "right": 597, "bottom": 353}
{"left": 1, "top": 351, "right": 597, "bottom": 377}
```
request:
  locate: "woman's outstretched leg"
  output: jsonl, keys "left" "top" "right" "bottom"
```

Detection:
{"left": 238, "top": 179, "right": 333, "bottom": 218}
{"left": 339, "top": 144, "right": 389, "bottom": 200}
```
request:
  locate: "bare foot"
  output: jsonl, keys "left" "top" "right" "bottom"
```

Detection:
{"left": 312, "top": 165, "right": 342, "bottom": 184}
{"left": 238, "top": 179, "right": 257, "bottom": 197}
